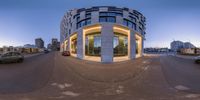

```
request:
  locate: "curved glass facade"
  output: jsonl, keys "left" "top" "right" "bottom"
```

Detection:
{"left": 85, "top": 33, "right": 101, "bottom": 56}
{"left": 113, "top": 33, "right": 128, "bottom": 57}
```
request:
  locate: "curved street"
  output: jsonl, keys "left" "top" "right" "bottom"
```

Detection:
{"left": 0, "top": 52, "right": 199, "bottom": 100}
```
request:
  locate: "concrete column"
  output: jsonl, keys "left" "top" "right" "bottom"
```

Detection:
{"left": 77, "top": 29, "right": 84, "bottom": 59}
{"left": 130, "top": 30, "right": 136, "bottom": 59}
{"left": 116, "top": 16, "right": 123, "bottom": 25}
{"left": 91, "top": 12, "right": 99, "bottom": 24}
{"left": 101, "top": 23, "right": 114, "bottom": 63}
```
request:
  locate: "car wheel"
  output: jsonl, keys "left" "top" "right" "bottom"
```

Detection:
{"left": 18, "top": 59, "right": 23, "bottom": 63}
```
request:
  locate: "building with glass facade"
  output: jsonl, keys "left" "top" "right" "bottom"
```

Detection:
{"left": 60, "top": 6, "right": 146, "bottom": 62}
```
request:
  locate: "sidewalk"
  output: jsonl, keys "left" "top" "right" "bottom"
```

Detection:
{"left": 58, "top": 53, "right": 153, "bottom": 82}
{"left": 24, "top": 52, "right": 44, "bottom": 58}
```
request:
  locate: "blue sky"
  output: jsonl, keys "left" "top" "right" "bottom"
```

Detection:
{"left": 0, "top": 0, "right": 200, "bottom": 48}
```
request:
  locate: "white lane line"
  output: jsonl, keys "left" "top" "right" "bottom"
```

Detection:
{"left": 62, "top": 91, "right": 80, "bottom": 97}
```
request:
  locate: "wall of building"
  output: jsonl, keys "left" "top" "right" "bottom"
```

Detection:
{"left": 60, "top": 6, "right": 146, "bottom": 62}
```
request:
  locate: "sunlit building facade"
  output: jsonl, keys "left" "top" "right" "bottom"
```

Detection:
{"left": 60, "top": 6, "right": 146, "bottom": 62}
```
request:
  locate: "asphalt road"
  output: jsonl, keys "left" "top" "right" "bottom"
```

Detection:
{"left": 0, "top": 52, "right": 55, "bottom": 93}
{"left": 160, "top": 56, "right": 200, "bottom": 93}
{"left": 0, "top": 52, "right": 200, "bottom": 100}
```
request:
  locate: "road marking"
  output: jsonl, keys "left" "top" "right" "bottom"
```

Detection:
{"left": 142, "top": 61, "right": 148, "bottom": 64}
{"left": 175, "top": 85, "right": 190, "bottom": 91}
{"left": 58, "top": 84, "right": 65, "bottom": 89}
{"left": 64, "top": 83, "right": 72, "bottom": 87}
{"left": 116, "top": 85, "right": 124, "bottom": 94}
{"left": 62, "top": 91, "right": 80, "bottom": 97}
{"left": 51, "top": 83, "right": 72, "bottom": 89}
{"left": 144, "top": 65, "right": 150, "bottom": 71}
{"left": 185, "top": 94, "right": 200, "bottom": 98}
{"left": 51, "top": 83, "right": 57, "bottom": 86}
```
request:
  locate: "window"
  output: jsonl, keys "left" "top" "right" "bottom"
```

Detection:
{"left": 128, "top": 21, "right": 133, "bottom": 28}
{"left": 73, "top": 14, "right": 80, "bottom": 19}
{"left": 77, "top": 22, "right": 81, "bottom": 29}
{"left": 107, "top": 17, "right": 116, "bottom": 22}
{"left": 99, "top": 16, "right": 116, "bottom": 23}
{"left": 123, "top": 19, "right": 128, "bottom": 26}
{"left": 99, "top": 17, "right": 107, "bottom": 22}
{"left": 133, "top": 23, "right": 136, "bottom": 30}
{"left": 113, "top": 33, "right": 128, "bottom": 57}
{"left": 129, "top": 16, "right": 136, "bottom": 22}
{"left": 85, "top": 19, "right": 91, "bottom": 25}
{"left": 69, "top": 29, "right": 71, "bottom": 35}
{"left": 107, "top": 12, "right": 115, "bottom": 16}
{"left": 86, "top": 13, "right": 91, "bottom": 18}
{"left": 123, "top": 19, "right": 136, "bottom": 30}
{"left": 85, "top": 33, "right": 101, "bottom": 56}
{"left": 77, "top": 16, "right": 80, "bottom": 22}
{"left": 99, "top": 12, "right": 123, "bottom": 17}
{"left": 76, "top": 18, "right": 91, "bottom": 29}
{"left": 139, "top": 27, "right": 143, "bottom": 34}
{"left": 115, "top": 13, "right": 123, "bottom": 17}
{"left": 71, "top": 37, "right": 77, "bottom": 54}
{"left": 99, "top": 12, "right": 107, "bottom": 16}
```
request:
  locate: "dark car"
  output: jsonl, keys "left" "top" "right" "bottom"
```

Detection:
{"left": 44, "top": 50, "right": 49, "bottom": 53}
{"left": 0, "top": 52, "right": 24, "bottom": 63}
{"left": 195, "top": 56, "right": 200, "bottom": 64}
{"left": 62, "top": 51, "right": 70, "bottom": 56}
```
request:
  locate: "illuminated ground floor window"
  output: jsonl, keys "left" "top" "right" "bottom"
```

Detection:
{"left": 113, "top": 32, "right": 128, "bottom": 57}
{"left": 136, "top": 39, "right": 139, "bottom": 54}
{"left": 85, "top": 32, "right": 101, "bottom": 56}
{"left": 71, "top": 36, "right": 77, "bottom": 54}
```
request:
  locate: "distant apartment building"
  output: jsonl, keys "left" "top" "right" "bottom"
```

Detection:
{"left": 170, "top": 41, "right": 184, "bottom": 52}
{"left": 51, "top": 38, "right": 60, "bottom": 51}
{"left": 184, "top": 42, "right": 195, "bottom": 49}
{"left": 47, "top": 43, "right": 52, "bottom": 50}
{"left": 170, "top": 41, "right": 196, "bottom": 52}
{"left": 0, "top": 47, "right": 3, "bottom": 54}
{"left": 35, "top": 38, "right": 44, "bottom": 48}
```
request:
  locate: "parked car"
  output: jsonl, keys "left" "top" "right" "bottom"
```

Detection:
{"left": 194, "top": 56, "right": 200, "bottom": 64}
{"left": 62, "top": 51, "right": 70, "bottom": 56}
{"left": 0, "top": 52, "right": 24, "bottom": 63}
{"left": 44, "top": 50, "right": 49, "bottom": 53}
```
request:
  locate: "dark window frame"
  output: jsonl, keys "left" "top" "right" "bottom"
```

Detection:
{"left": 76, "top": 18, "right": 91, "bottom": 29}
{"left": 99, "top": 16, "right": 116, "bottom": 23}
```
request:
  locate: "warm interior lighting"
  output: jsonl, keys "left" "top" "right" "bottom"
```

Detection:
{"left": 64, "top": 40, "right": 68, "bottom": 51}
{"left": 70, "top": 33, "right": 78, "bottom": 57}
{"left": 135, "top": 33, "right": 142, "bottom": 58}
{"left": 113, "top": 26, "right": 130, "bottom": 60}
{"left": 83, "top": 25, "right": 102, "bottom": 61}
